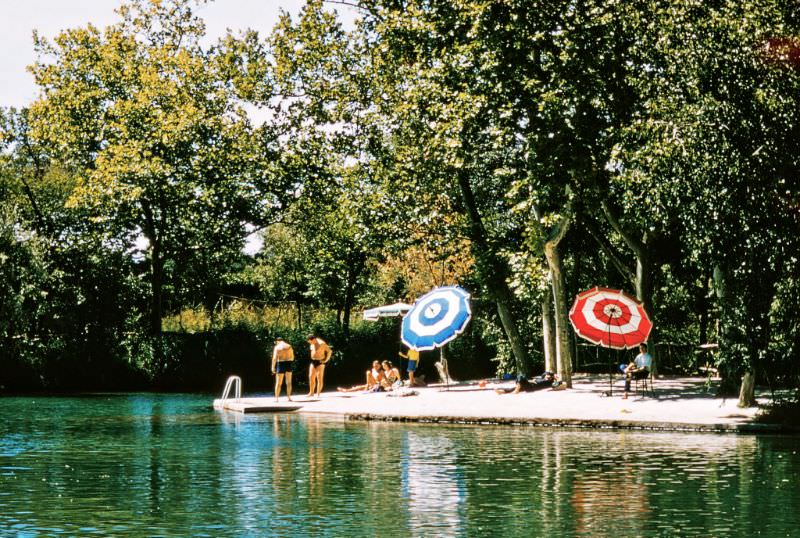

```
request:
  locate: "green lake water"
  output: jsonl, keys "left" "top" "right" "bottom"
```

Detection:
{"left": 1, "top": 394, "right": 799, "bottom": 537}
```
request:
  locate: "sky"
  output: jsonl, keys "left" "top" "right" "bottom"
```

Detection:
{"left": 0, "top": 0, "right": 313, "bottom": 109}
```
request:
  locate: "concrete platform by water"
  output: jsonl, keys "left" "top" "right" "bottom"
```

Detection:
{"left": 213, "top": 374, "right": 787, "bottom": 433}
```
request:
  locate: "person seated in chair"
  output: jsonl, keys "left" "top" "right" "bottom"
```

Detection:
{"left": 620, "top": 343, "right": 652, "bottom": 399}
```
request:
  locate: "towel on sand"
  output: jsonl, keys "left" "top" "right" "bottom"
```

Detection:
{"left": 387, "top": 388, "right": 419, "bottom": 397}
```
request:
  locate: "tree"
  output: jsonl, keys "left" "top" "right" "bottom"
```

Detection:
{"left": 2, "top": 107, "right": 150, "bottom": 388}
{"left": 27, "top": 0, "right": 288, "bottom": 338}
{"left": 610, "top": 0, "right": 800, "bottom": 404}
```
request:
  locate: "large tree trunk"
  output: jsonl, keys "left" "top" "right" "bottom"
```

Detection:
{"left": 738, "top": 370, "right": 757, "bottom": 408}
{"left": 633, "top": 248, "right": 652, "bottom": 304}
{"left": 534, "top": 201, "right": 573, "bottom": 387}
{"left": 634, "top": 243, "right": 659, "bottom": 374}
{"left": 713, "top": 265, "right": 739, "bottom": 395}
{"left": 600, "top": 201, "right": 659, "bottom": 371}
{"left": 697, "top": 274, "right": 711, "bottom": 346}
{"left": 342, "top": 270, "right": 355, "bottom": 341}
{"left": 737, "top": 262, "right": 775, "bottom": 407}
{"left": 542, "top": 283, "right": 556, "bottom": 373}
{"left": 149, "top": 244, "right": 164, "bottom": 337}
{"left": 456, "top": 169, "right": 530, "bottom": 376}
{"left": 142, "top": 201, "right": 163, "bottom": 337}
{"left": 342, "top": 255, "right": 365, "bottom": 341}
{"left": 494, "top": 285, "right": 531, "bottom": 377}
{"left": 545, "top": 240, "right": 574, "bottom": 387}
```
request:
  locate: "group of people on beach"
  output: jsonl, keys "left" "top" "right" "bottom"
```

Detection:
{"left": 271, "top": 335, "right": 653, "bottom": 401}
{"left": 270, "top": 334, "right": 332, "bottom": 402}
{"left": 336, "top": 359, "right": 407, "bottom": 393}
{"left": 270, "top": 333, "right": 424, "bottom": 401}
{"left": 495, "top": 343, "right": 652, "bottom": 396}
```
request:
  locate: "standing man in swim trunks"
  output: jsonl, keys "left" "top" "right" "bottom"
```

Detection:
{"left": 306, "top": 334, "right": 332, "bottom": 398}
{"left": 271, "top": 337, "right": 294, "bottom": 402}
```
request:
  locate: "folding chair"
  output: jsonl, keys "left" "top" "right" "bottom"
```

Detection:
{"left": 634, "top": 369, "right": 654, "bottom": 397}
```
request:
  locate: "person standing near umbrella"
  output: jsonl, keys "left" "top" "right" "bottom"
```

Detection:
{"left": 399, "top": 346, "right": 422, "bottom": 386}
{"left": 306, "top": 334, "right": 332, "bottom": 398}
{"left": 271, "top": 337, "right": 294, "bottom": 402}
{"left": 620, "top": 343, "right": 653, "bottom": 399}
{"left": 400, "top": 286, "right": 472, "bottom": 387}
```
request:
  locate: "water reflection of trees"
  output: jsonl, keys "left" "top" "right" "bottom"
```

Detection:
{"left": 457, "top": 428, "right": 769, "bottom": 537}
{"left": 4, "top": 399, "right": 800, "bottom": 537}
{"left": 254, "top": 420, "right": 798, "bottom": 537}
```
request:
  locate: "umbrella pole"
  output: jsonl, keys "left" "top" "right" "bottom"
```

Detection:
{"left": 397, "top": 341, "right": 403, "bottom": 376}
{"left": 608, "top": 325, "right": 613, "bottom": 396}
{"left": 441, "top": 347, "right": 449, "bottom": 391}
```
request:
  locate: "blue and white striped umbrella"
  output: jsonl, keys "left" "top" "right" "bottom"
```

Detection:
{"left": 401, "top": 286, "right": 472, "bottom": 351}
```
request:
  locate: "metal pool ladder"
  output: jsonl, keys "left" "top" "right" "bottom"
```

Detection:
{"left": 221, "top": 375, "right": 242, "bottom": 403}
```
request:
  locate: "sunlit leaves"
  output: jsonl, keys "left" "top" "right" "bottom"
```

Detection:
{"left": 26, "top": 0, "right": 289, "bottom": 318}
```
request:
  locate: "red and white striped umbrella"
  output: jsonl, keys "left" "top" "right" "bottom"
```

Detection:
{"left": 568, "top": 287, "right": 652, "bottom": 349}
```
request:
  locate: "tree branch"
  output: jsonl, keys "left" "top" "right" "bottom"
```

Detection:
{"left": 582, "top": 213, "right": 636, "bottom": 286}
{"left": 323, "top": 0, "right": 384, "bottom": 20}
{"left": 18, "top": 135, "right": 50, "bottom": 236}
{"left": 547, "top": 212, "right": 570, "bottom": 248}
{"left": 601, "top": 199, "right": 644, "bottom": 258}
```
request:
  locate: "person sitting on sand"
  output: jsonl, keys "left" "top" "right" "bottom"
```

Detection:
{"left": 381, "top": 360, "right": 402, "bottom": 391}
{"left": 496, "top": 372, "right": 556, "bottom": 394}
{"left": 338, "top": 360, "right": 384, "bottom": 392}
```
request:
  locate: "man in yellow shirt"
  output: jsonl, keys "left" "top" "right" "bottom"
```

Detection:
{"left": 306, "top": 334, "right": 332, "bottom": 398}
{"left": 271, "top": 337, "right": 294, "bottom": 402}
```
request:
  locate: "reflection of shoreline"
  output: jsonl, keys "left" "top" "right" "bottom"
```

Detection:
{"left": 402, "top": 431, "right": 466, "bottom": 535}
{"left": 552, "top": 429, "right": 758, "bottom": 458}
{"left": 557, "top": 431, "right": 758, "bottom": 536}
{"left": 571, "top": 464, "right": 650, "bottom": 536}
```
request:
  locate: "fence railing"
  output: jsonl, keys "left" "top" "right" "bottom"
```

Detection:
{"left": 573, "top": 342, "right": 707, "bottom": 374}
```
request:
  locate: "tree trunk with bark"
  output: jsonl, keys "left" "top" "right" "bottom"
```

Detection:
{"left": 456, "top": 169, "right": 531, "bottom": 376}
{"left": 296, "top": 301, "right": 303, "bottom": 330}
{"left": 544, "top": 233, "right": 574, "bottom": 387}
{"left": 542, "top": 283, "right": 556, "bottom": 373}
{"left": 600, "top": 201, "right": 659, "bottom": 373}
{"left": 532, "top": 200, "right": 573, "bottom": 387}
{"left": 713, "top": 265, "right": 738, "bottom": 395}
{"left": 738, "top": 370, "right": 757, "bottom": 408}
{"left": 142, "top": 200, "right": 163, "bottom": 337}
{"left": 18, "top": 133, "right": 51, "bottom": 237}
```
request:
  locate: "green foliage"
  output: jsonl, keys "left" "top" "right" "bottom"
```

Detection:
{"left": 2, "top": 0, "right": 800, "bottom": 397}
{"left": 608, "top": 0, "right": 800, "bottom": 390}
{"left": 26, "top": 0, "right": 291, "bottom": 334}
{"left": 0, "top": 206, "right": 49, "bottom": 375}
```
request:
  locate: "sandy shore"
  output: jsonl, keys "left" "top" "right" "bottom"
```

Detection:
{"left": 213, "top": 374, "right": 785, "bottom": 433}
